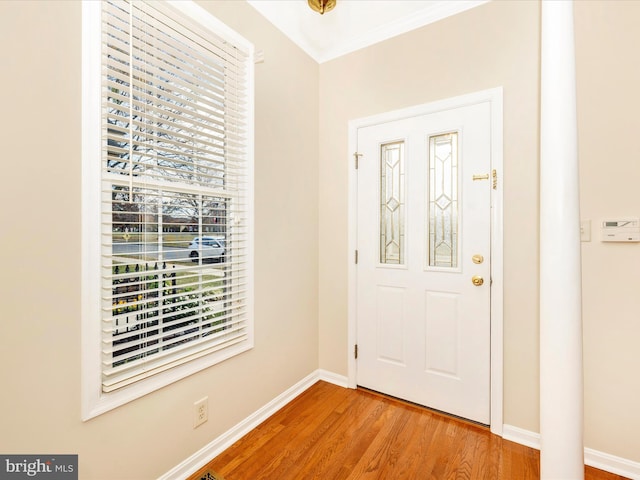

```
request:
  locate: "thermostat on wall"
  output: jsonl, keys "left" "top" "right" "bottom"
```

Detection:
{"left": 601, "top": 218, "right": 640, "bottom": 242}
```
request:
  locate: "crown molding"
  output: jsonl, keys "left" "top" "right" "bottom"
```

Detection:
{"left": 247, "top": 0, "right": 489, "bottom": 64}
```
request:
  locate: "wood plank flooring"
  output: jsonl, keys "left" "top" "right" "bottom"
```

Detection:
{"left": 189, "top": 381, "right": 628, "bottom": 480}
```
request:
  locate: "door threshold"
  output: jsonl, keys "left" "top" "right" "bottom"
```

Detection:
{"left": 356, "top": 385, "right": 490, "bottom": 430}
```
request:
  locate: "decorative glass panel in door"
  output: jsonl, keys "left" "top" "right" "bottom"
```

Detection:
{"left": 380, "top": 141, "right": 405, "bottom": 265}
{"left": 428, "top": 132, "right": 459, "bottom": 268}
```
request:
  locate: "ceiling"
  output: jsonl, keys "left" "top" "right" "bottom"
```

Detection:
{"left": 246, "top": 0, "right": 489, "bottom": 63}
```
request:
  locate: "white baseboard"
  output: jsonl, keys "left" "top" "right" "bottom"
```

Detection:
{"left": 159, "top": 370, "right": 323, "bottom": 480}
{"left": 585, "top": 448, "right": 640, "bottom": 480}
{"left": 503, "top": 424, "right": 640, "bottom": 480}
{"left": 318, "top": 369, "right": 349, "bottom": 388}
{"left": 502, "top": 424, "right": 542, "bottom": 450}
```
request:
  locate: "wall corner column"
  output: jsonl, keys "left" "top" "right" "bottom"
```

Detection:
{"left": 540, "top": 1, "right": 584, "bottom": 478}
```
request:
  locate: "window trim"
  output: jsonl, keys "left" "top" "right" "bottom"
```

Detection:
{"left": 81, "top": 0, "right": 254, "bottom": 420}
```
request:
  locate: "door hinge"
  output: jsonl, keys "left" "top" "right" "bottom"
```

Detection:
{"left": 354, "top": 152, "right": 363, "bottom": 169}
{"left": 355, "top": 250, "right": 358, "bottom": 264}
{"left": 354, "top": 344, "right": 358, "bottom": 359}
{"left": 492, "top": 169, "right": 498, "bottom": 190}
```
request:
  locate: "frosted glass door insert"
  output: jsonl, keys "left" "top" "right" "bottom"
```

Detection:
{"left": 380, "top": 141, "right": 405, "bottom": 265}
{"left": 428, "top": 133, "right": 459, "bottom": 268}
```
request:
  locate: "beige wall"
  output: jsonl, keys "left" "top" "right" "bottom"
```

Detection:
{"left": 318, "top": 0, "right": 640, "bottom": 464}
{"left": 318, "top": 0, "right": 541, "bottom": 432}
{"left": 575, "top": 1, "right": 640, "bottom": 462}
{"left": 0, "top": 1, "right": 319, "bottom": 478}
{"left": 2, "top": 0, "right": 640, "bottom": 477}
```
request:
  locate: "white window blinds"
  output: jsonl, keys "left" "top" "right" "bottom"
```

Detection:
{"left": 100, "top": 0, "right": 253, "bottom": 393}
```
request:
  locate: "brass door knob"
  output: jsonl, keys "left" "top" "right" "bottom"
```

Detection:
{"left": 471, "top": 275, "right": 484, "bottom": 287}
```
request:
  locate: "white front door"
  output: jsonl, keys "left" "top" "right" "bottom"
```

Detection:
{"left": 356, "top": 101, "right": 492, "bottom": 424}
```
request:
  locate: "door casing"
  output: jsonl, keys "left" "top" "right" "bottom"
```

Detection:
{"left": 347, "top": 87, "right": 504, "bottom": 435}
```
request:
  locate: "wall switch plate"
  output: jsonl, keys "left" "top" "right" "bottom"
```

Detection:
{"left": 194, "top": 397, "right": 208, "bottom": 428}
{"left": 580, "top": 220, "right": 591, "bottom": 242}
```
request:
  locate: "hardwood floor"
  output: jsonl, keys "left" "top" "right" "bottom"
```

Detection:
{"left": 189, "top": 381, "right": 628, "bottom": 480}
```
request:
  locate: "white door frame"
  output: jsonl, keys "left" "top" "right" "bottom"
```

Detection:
{"left": 347, "top": 87, "right": 504, "bottom": 436}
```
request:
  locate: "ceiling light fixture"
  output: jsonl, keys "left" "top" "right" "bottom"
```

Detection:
{"left": 308, "top": 0, "right": 336, "bottom": 15}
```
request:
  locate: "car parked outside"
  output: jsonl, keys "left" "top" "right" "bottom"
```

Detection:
{"left": 188, "top": 236, "right": 225, "bottom": 263}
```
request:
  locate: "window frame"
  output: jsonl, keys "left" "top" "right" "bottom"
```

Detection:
{"left": 81, "top": 0, "right": 254, "bottom": 420}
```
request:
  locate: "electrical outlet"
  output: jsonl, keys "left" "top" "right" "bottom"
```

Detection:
{"left": 194, "top": 397, "right": 208, "bottom": 428}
